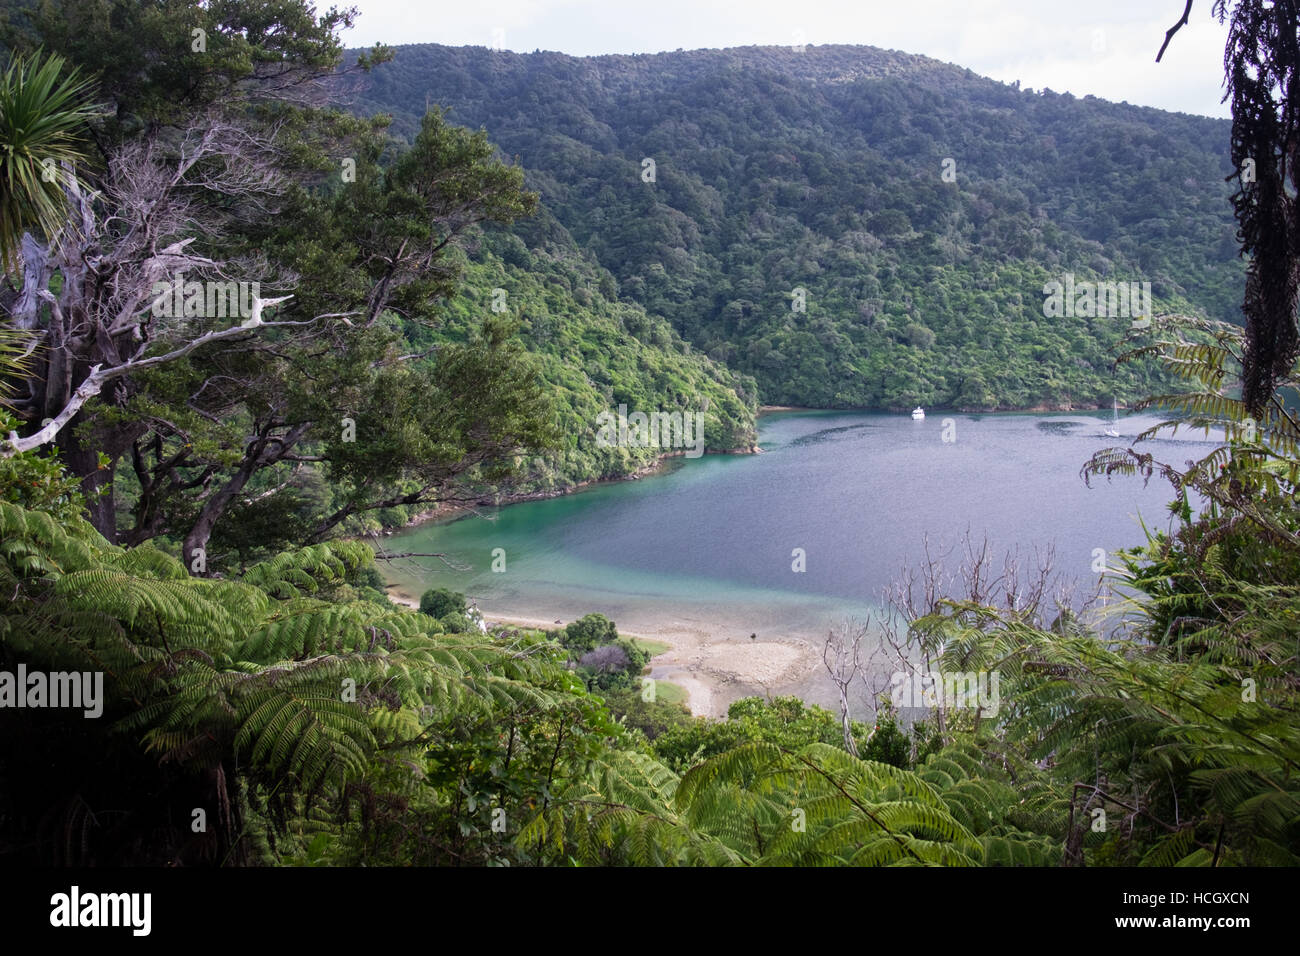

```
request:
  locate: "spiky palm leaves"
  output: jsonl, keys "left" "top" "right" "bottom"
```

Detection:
{"left": 517, "top": 748, "right": 716, "bottom": 866}
{"left": 681, "top": 741, "right": 987, "bottom": 865}
{"left": 871, "top": 311, "right": 1300, "bottom": 866}
{"left": 1082, "top": 314, "right": 1300, "bottom": 685}
{"left": 0, "top": 51, "right": 96, "bottom": 272}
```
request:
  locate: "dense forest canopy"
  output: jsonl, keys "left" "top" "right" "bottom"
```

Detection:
{"left": 350, "top": 42, "right": 1246, "bottom": 409}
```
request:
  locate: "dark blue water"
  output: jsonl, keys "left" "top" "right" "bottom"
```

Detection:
{"left": 382, "top": 409, "right": 1209, "bottom": 641}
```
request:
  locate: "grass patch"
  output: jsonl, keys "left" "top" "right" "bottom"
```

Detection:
{"left": 632, "top": 638, "right": 671, "bottom": 657}
{"left": 652, "top": 680, "right": 688, "bottom": 706}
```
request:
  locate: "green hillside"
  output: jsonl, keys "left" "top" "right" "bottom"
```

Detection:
{"left": 424, "top": 225, "right": 760, "bottom": 494}
{"left": 352, "top": 43, "right": 1245, "bottom": 409}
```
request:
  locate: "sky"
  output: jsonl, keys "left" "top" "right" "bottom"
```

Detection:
{"left": 342, "top": 0, "right": 1233, "bottom": 118}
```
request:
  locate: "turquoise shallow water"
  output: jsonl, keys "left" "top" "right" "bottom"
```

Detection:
{"left": 380, "top": 409, "right": 1210, "bottom": 655}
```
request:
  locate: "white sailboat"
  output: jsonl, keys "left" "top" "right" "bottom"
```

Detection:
{"left": 911, "top": 406, "right": 925, "bottom": 420}
{"left": 1103, "top": 398, "right": 1119, "bottom": 438}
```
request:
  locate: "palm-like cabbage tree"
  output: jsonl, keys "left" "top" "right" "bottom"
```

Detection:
{"left": 0, "top": 50, "right": 96, "bottom": 272}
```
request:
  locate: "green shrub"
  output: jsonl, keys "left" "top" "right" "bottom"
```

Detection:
{"left": 437, "top": 611, "right": 474, "bottom": 633}
{"left": 561, "top": 612, "right": 618, "bottom": 653}
{"left": 419, "top": 587, "right": 466, "bottom": 619}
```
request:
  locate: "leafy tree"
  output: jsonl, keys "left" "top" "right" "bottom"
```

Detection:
{"left": 598, "top": 685, "right": 693, "bottom": 741}
{"left": 0, "top": 3, "right": 569, "bottom": 570}
{"left": 1, "top": 0, "right": 382, "bottom": 136}
{"left": 419, "top": 586, "right": 466, "bottom": 619}
{"left": 436, "top": 612, "right": 475, "bottom": 634}
{"left": 560, "top": 612, "right": 619, "bottom": 654}
{"left": 861, "top": 700, "right": 916, "bottom": 768}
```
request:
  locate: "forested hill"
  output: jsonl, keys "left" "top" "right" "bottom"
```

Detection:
{"left": 351, "top": 43, "right": 1244, "bottom": 410}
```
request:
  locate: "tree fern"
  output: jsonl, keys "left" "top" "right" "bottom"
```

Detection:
{"left": 0, "top": 497, "right": 600, "bottom": 863}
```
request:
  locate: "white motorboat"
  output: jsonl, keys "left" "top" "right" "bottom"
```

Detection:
{"left": 911, "top": 407, "right": 925, "bottom": 420}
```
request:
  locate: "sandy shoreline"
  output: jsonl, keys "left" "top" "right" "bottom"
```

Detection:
{"left": 386, "top": 588, "right": 827, "bottom": 718}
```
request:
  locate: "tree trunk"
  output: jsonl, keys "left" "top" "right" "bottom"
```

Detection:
{"left": 56, "top": 409, "right": 138, "bottom": 541}
{"left": 838, "top": 684, "right": 859, "bottom": 758}
{"left": 179, "top": 421, "right": 311, "bottom": 570}
{"left": 182, "top": 468, "right": 254, "bottom": 573}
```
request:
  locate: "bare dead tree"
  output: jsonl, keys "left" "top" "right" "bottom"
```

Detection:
{"left": 847, "top": 615, "right": 904, "bottom": 748}
{"left": 880, "top": 532, "right": 959, "bottom": 737}
{"left": 579, "top": 644, "right": 629, "bottom": 676}
{"left": 823, "top": 619, "right": 864, "bottom": 756}
{"left": 879, "top": 530, "right": 1092, "bottom": 743}
{"left": 365, "top": 540, "right": 473, "bottom": 573}
{"left": 0, "top": 114, "right": 321, "bottom": 534}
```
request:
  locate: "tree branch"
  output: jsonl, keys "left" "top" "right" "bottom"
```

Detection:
{"left": 1156, "top": 1, "right": 1195, "bottom": 63}
{"left": 2, "top": 313, "right": 317, "bottom": 456}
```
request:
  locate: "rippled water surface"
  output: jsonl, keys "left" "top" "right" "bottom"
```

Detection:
{"left": 382, "top": 409, "right": 1210, "bottom": 645}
